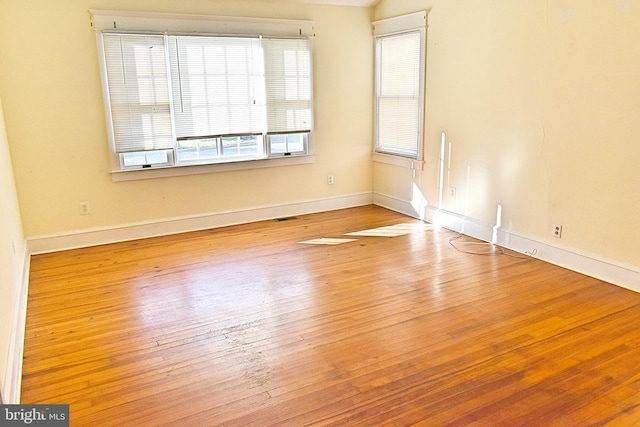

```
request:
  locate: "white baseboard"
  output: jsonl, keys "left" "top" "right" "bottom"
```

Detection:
{"left": 27, "top": 192, "right": 373, "bottom": 254}
{"left": 373, "top": 191, "right": 640, "bottom": 293}
{"left": 3, "top": 245, "right": 30, "bottom": 404}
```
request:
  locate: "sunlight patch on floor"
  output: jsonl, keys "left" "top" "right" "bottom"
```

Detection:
{"left": 298, "top": 238, "right": 358, "bottom": 245}
{"left": 298, "top": 223, "right": 431, "bottom": 245}
{"left": 345, "top": 223, "right": 432, "bottom": 237}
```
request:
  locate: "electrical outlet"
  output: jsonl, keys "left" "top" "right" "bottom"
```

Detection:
{"left": 80, "top": 202, "right": 91, "bottom": 215}
{"left": 327, "top": 175, "right": 334, "bottom": 185}
{"left": 553, "top": 224, "right": 562, "bottom": 238}
{"left": 449, "top": 187, "right": 457, "bottom": 199}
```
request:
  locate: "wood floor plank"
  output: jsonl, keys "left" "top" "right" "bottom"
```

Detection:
{"left": 21, "top": 205, "right": 640, "bottom": 425}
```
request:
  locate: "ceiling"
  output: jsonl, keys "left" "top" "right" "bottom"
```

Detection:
{"left": 286, "top": 0, "right": 380, "bottom": 7}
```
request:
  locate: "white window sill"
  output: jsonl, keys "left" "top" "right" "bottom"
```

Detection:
{"left": 111, "top": 154, "right": 315, "bottom": 182}
{"left": 373, "top": 152, "right": 424, "bottom": 170}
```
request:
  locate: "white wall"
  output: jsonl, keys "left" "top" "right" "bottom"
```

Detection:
{"left": 0, "top": 0, "right": 373, "bottom": 244}
{"left": 373, "top": 0, "right": 640, "bottom": 284}
{"left": 0, "top": 95, "right": 27, "bottom": 403}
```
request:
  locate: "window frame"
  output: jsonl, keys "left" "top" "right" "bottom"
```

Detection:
{"left": 373, "top": 11, "right": 427, "bottom": 161}
{"left": 91, "top": 10, "right": 315, "bottom": 179}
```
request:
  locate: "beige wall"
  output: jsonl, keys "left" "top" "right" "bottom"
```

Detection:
{"left": 0, "top": 0, "right": 373, "bottom": 237}
{"left": 0, "top": 96, "right": 25, "bottom": 402}
{"left": 374, "top": 0, "right": 640, "bottom": 267}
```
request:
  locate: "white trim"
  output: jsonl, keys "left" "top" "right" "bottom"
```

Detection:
{"left": 3, "top": 244, "right": 30, "bottom": 404}
{"left": 111, "top": 154, "right": 315, "bottom": 182}
{"left": 28, "top": 192, "right": 373, "bottom": 254}
{"left": 372, "top": 191, "right": 421, "bottom": 218}
{"left": 373, "top": 191, "right": 640, "bottom": 292}
{"left": 372, "top": 10, "right": 427, "bottom": 35}
{"left": 373, "top": 152, "right": 424, "bottom": 170}
{"left": 496, "top": 231, "right": 640, "bottom": 293}
{"left": 290, "top": 0, "right": 374, "bottom": 6}
{"left": 89, "top": 10, "right": 315, "bottom": 37}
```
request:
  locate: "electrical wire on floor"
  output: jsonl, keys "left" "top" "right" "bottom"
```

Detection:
{"left": 448, "top": 234, "right": 538, "bottom": 259}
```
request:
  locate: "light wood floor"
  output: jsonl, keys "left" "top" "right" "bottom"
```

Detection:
{"left": 22, "top": 205, "right": 640, "bottom": 426}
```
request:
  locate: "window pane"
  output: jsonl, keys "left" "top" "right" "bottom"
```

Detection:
{"left": 238, "top": 135, "right": 260, "bottom": 155}
{"left": 122, "top": 152, "right": 146, "bottom": 167}
{"left": 270, "top": 135, "right": 287, "bottom": 154}
{"left": 122, "top": 150, "right": 168, "bottom": 167}
{"left": 287, "top": 134, "right": 304, "bottom": 152}
{"left": 145, "top": 150, "right": 169, "bottom": 164}
{"left": 268, "top": 133, "right": 306, "bottom": 155}
{"left": 199, "top": 138, "right": 218, "bottom": 158}
{"left": 177, "top": 138, "right": 219, "bottom": 162}
{"left": 219, "top": 135, "right": 261, "bottom": 156}
{"left": 221, "top": 137, "right": 240, "bottom": 155}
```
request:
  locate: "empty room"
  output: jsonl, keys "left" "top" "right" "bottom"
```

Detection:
{"left": 1, "top": 0, "right": 639, "bottom": 425}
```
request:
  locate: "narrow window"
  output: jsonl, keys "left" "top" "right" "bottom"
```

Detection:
{"left": 373, "top": 12, "right": 427, "bottom": 159}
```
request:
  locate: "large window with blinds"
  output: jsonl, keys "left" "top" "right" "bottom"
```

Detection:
{"left": 93, "top": 11, "right": 314, "bottom": 172}
{"left": 373, "top": 11, "right": 426, "bottom": 160}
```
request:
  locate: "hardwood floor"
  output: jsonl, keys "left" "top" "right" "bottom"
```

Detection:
{"left": 22, "top": 205, "right": 640, "bottom": 426}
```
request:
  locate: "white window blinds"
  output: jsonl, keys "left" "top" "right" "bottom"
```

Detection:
{"left": 102, "top": 34, "right": 312, "bottom": 153}
{"left": 376, "top": 31, "right": 421, "bottom": 156}
{"left": 168, "top": 36, "right": 265, "bottom": 139}
{"left": 102, "top": 34, "right": 174, "bottom": 153}
{"left": 373, "top": 11, "right": 426, "bottom": 159}
{"left": 263, "top": 38, "right": 312, "bottom": 134}
{"left": 95, "top": 11, "right": 315, "bottom": 170}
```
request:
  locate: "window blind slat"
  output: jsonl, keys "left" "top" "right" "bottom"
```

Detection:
{"left": 103, "top": 34, "right": 174, "bottom": 153}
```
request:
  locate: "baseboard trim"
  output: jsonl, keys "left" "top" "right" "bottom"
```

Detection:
{"left": 3, "top": 245, "right": 30, "bottom": 404}
{"left": 27, "top": 192, "right": 373, "bottom": 254}
{"left": 373, "top": 191, "right": 640, "bottom": 292}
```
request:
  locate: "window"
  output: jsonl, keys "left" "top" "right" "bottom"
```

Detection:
{"left": 92, "top": 11, "right": 314, "bottom": 173}
{"left": 373, "top": 11, "right": 427, "bottom": 160}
